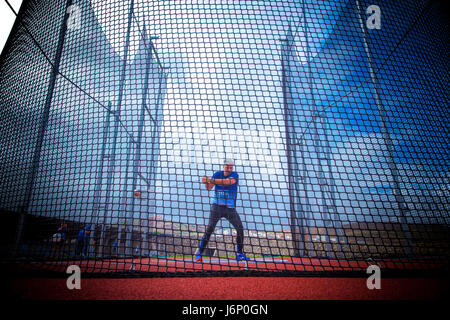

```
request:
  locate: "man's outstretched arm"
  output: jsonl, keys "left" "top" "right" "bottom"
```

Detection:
{"left": 202, "top": 176, "right": 236, "bottom": 190}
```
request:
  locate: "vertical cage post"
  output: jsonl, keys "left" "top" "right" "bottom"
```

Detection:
{"left": 12, "top": 0, "right": 73, "bottom": 258}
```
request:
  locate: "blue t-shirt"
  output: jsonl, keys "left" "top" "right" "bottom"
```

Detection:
{"left": 211, "top": 171, "right": 239, "bottom": 208}
{"left": 77, "top": 230, "right": 90, "bottom": 242}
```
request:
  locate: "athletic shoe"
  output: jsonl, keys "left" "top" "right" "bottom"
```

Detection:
{"left": 236, "top": 252, "right": 249, "bottom": 261}
{"left": 194, "top": 254, "right": 203, "bottom": 262}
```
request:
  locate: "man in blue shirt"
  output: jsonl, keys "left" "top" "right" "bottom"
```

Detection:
{"left": 195, "top": 159, "right": 249, "bottom": 262}
{"left": 75, "top": 224, "right": 91, "bottom": 258}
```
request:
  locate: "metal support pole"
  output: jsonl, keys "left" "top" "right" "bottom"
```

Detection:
{"left": 299, "top": 1, "right": 332, "bottom": 258}
{"left": 92, "top": 102, "right": 112, "bottom": 256}
{"left": 98, "top": 0, "right": 135, "bottom": 257}
{"left": 131, "top": 33, "right": 157, "bottom": 257}
{"left": 355, "top": 0, "right": 413, "bottom": 256}
{"left": 12, "top": 0, "right": 73, "bottom": 258}
{"left": 122, "top": 136, "right": 134, "bottom": 257}
{"left": 281, "top": 36, "right": 303, "bottom": 258}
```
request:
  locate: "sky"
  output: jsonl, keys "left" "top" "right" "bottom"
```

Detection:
{"left": 1, "top": 0, "right": 447, "bottom": 230}
{"left": 87, "top": 0, "right": 301, "bottom": 229}
{"left": 0, "top": 0, "right": 22, "bottom": 55}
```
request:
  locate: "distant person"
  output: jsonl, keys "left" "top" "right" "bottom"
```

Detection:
{"left": 195, "top": 159, "right": 248, "bottom": 262}
{"left": 75, "top": 224, "right": 91, "bottom": 258}
{"left": 49, "top": 223, "right": 67, "bottom": 258}
{"left": 112, "top": 240, "right": 118, "bottom": 254}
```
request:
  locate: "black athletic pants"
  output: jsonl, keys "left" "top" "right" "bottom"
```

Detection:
{"left": 198, "top": 204, "right": 244, "bottom": 254}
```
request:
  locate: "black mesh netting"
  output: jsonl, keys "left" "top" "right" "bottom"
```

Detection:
{"left": 0, "top": 0, "right": 448, "bottom": 276}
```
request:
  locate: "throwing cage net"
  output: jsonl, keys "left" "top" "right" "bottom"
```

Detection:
{"left": 0, "top": 0, "right": 448, "bottom": 276}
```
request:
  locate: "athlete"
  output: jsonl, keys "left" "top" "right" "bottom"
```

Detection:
{"left": 75, "top": 224, "right": 91, "bottom": 258}
{"left": 195, "top": 159, "right": 249, "bottom": 262}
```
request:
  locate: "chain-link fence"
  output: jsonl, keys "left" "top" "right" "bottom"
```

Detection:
{"left": 0, "top": 0, "right": 448, "bottom": 276}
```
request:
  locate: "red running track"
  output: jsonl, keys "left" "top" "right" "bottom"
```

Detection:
{"left": 8, "top": 276, "right": 448, "bottom": 300}
{"left": 8, "top": 257, "right": 448, "bottom": 300}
